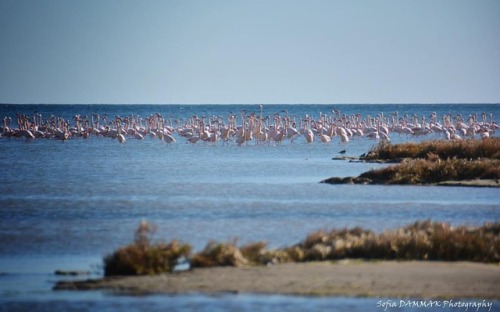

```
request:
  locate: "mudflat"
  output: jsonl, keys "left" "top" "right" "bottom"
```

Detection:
{"left": 55, "top": 260, "right": 500, "bottom": 298}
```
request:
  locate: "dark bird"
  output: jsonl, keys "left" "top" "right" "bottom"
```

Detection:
{"left": 339, "top": 150, "right": 346, "bottom": 154}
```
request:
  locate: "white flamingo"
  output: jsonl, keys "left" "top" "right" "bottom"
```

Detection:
{"left": 303, "top": 116, "right": 314, "bottom": 143}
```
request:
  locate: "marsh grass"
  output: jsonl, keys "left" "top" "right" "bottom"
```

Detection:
{"left": 353, "top": 138, "right": 500, "bottom": 184}
{"left": 191, "top": 239, "right": 249, "bottom": 268}
{"left": 365, "top": 138, "right": 500, "bottom": 161}
{"left": 240, "top": 241, "right": 272, "bottom": 264}
{"left": 288, "top": 221, "right": 499, "bottom": 263}
{"left": 359, "top": 158, "right": 500, "bottom": 184}
{"left": 104, "top": 220, "right": 499, "bottom": 275}
{"left": 187, "top": 221, "right": 499, "bottom": 265}
{"left": 104, "top": 221, "right": 191, "bottom": 276}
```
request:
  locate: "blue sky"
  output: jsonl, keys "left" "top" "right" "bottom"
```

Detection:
{"left": 1, "top": 0, "right": 499, "bottom": 104}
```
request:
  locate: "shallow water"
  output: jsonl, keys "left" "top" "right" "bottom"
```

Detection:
{"left": 3, "top": 294, "right": 499, "bottom": 312}
{"left": 1, "top": 104, "right": 499, "bottom": 311}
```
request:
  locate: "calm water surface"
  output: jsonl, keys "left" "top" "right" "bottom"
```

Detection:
{"left": 1, "top": 104, "right": 499, "bottom": 311}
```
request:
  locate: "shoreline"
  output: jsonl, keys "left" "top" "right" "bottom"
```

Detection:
{"left": 321, "top": 177, "right": 500, "bottom": 187}
{"left": 54, "top": 260, "right": 500, "bottom": 299}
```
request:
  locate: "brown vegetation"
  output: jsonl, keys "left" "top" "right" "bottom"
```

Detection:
{"left": 364, "top": 138, "right": 500, "bottom": 161}
{"left": 191, "top": 239, "right": 249, "bottom": 268}
{"left": 285, "top": 220, "right": 499, "bottom": 263}
{"left": 103, "top": 220, "right": 499, "bottom": 276}
{"left": 104, "top": 220, "right": 191, "bottom": 276}
{"left": 325, "top": 138, "right": 500, "bottom": 185}
{"left": 358, "top": 158, "right": 500, "bottom": 184}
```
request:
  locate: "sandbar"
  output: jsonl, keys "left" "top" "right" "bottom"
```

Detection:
{"left": 55, "top": 260, "right": 500, "bottom": 298}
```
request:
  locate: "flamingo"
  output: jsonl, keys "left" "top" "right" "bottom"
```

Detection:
{"left": 115, "top": 118, "right": 126, "bottom": 143}
{"left": 164, "top": 132, "right": 176, "bottom": 144}
{"left": 450, "top": 129, "right": 462, "bottom": 140}
{"left": 336, "top": 126, "right": 350, "bottom": 144}
{"left": 208, "top": 130, "right": 218, "bottom": 145}
{"left": 303, "top": 116, "right": 314, "bottom": 144}
{"left": 116, "top": 133, "right": 126, "bottom": 143}
{"left": 317, "top": 123, "right": 331, "bottom": 143}
{"left": 135, "top": 131, "right": 144, "bottom": 140}
{"left": 187, "top": 129, "right": 201, "bottom": 144}
{"left": 2, "top": 108, "right": 497, "bottom": 146}
{"left": 220, "top": 125, "right": 234, "bottom": 145}
{"left": 319, "top": 132, "right": 331, "bottom": 143}
{"left": 17, "top": 129, "right": 35, "bottom": 141}
{"left": 235, "top": 111, "right": 247, "bottom": 146}
{"left": 54, "top": 127, "right": 70, "bottom": 143}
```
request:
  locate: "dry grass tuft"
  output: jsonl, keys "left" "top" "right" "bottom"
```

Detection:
{"left": 240, "top": 241, "right": 270, "bottom": 264}
{"left": 191, "top": 240, "right": 249, "bottom": 268}
{"left": 103, "top": 221, "right": 191, "bottom": 276}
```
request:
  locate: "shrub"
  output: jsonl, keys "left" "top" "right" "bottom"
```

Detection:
{"left": 104, "top": 221, "right": 191, "bottom": 276}
{"left": 240, "top": 241, "right": 269, "bottom": 264}
{"left": 191, "top": 240, "right": 249, "bottom": 268}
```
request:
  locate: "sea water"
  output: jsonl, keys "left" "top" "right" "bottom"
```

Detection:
{"left": 1, "top": 104, "right": 499, "bottom": 311}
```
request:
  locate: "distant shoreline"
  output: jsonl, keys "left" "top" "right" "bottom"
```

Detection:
{"left": 55, "top": 261, "right": 500, "bottom": 299}
{"left": 322, "top": 177, "right": 500, "bottom": 187}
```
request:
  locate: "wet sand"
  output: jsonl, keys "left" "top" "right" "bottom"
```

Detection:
{"left": 55, "top": 260, "right": 500, "bottom": 298}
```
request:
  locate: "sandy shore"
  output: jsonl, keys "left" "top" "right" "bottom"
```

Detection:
{"left": 55, "top": 260, "right": 500, "bottom": 298}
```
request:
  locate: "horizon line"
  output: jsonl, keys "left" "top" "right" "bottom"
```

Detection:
{"left": 1, "top": 102, "right": 499, "bottom": 105}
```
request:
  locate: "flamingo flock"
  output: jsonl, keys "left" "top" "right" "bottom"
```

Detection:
{"left": 1, "top": 106, "right": 498, "bottom": 145}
